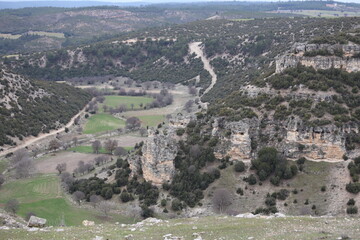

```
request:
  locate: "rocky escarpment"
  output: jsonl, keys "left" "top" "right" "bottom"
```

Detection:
{"left": 213, "top": 116, "right": 357, "bottom": 162}
{"left": 130, "top": 130, "right": 177, "bottom": 185}
{"left": 276, "top": 43, "right": 360, "bottom": 73}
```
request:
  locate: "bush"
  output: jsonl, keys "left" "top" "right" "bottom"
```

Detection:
{"left": 321, "top": 186, "right": 326, "bottom": 192}
{"left": 161, "top": 199, "right": 167, "bottom": 207}
{"left": 120, "top": 191, "right": 134, "bottom": 203}
{"left": 234, "top": 161, "right": 245, "bottom": 172}
{"left": 346, "top": 182, "right": 360, "bottom": 194}
{"left": 236, "top": 188, "right": 244, "bottom": 195}
{"left": 347, "top": 206, "right": 358, "bottom": 214}
{"left": 297, "top": 157, "right": 306, "bottom": 165}
{"left": 171, "top": 199, "right": 183, "bottom": 211}
{"left": 347, "top": 198, "right": 356, "bottom": 206}
{"left": 5, "top": 199, "right": 19, "bottom": 214}
{"left": 247, "top": 174, "right": 257, "bottom": 185}
{"left": 141, "top": 205, "right": 154, "bottom": 219}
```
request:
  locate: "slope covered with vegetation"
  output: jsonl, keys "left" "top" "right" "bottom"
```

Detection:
{"left": 0, "top": 67, "right": 91, "bottom": 147}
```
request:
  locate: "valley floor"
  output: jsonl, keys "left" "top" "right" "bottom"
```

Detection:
{"left": 1, "top": 215, "right": 360, "bottom": 240}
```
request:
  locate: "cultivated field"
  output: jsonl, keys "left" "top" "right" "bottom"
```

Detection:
{"left": 99, "top": 95, "right": 154, "bottom": 112}
{"left": 83, "top": 113, "right": 125, "bottom": 134}
{"left": 0, "top": 175, "right": 133, "bottom": 226}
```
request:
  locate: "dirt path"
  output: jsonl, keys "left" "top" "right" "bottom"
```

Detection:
{"left": 0, "top": 99, "right": 93, "bottom": 158}
{"left": 189, "top": 42, "right": 217, "bottom": 96}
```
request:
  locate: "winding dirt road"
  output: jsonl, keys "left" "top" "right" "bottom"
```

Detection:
{"left": 0, "top": 99, "right": 92, "bottom": 158}
{"left": 189, "top": 42, "right": 217, "bottom": 96}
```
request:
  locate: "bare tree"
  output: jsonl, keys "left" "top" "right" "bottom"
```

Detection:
{"left": 72, "top": 137, "right": 78, "bottom": 147}
{"left": 98, "top": 201, "right": 116, "bottom": 217}
{"left": 90, "top": 195, "right": 101, "bottom": 208}
{"left": 212, "top": 188, "right": 232, "bottom": 214}
{"left": 72, "top": 191, "right": 85, "bottom": 205}
{"left": 188, "top": 86, "right": 197, "bottom": 96}
{"left": 48, "top": 139, "right": 61, "bottom": 151}
{"left": 104, "top": 139, "right": 118, "bottom": 155}
{"left": 11, "top": 149, "right": 28, "bottom": 166}
{"left": 126, "top": 117, "right": 141, "bottom": 130}
{"left": 92, "top": 140, "right": 102, "bottom": 154}
{"left": 94, "top": 156, "right": 108, "bottom": 166}
{"left": 139, "top": 128, "right": 147, "bottom": 137}
{"left": 5, "top": 199, "right": 19, "bottom": 214}
{"left": 184, "top": 100, "right": 194, "bottom": 113}
{"left": 56, "top": 163, "right": 67, "bottom": 175}
{"left": 31, "top": 147, "right": 41, "bottom": 158}
{"left": 114, "top": 147, "right": 127, "bottom": 157}
{"left": 60, "top": 172, "right": 74, "bottom": 190}
{"left": 15, "top": 158, "right": 34, "bottom": 179}
{"left": 74, "top": 116, "right": 81, "bottom": 125}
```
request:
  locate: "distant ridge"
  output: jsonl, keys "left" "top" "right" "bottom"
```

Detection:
{"left": 0, "top": 1, "right": 148, "bottom": 9}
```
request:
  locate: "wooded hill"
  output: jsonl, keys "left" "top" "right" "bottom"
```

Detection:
{"left": 0, "top": 66, "right": 91, "bottom": 147}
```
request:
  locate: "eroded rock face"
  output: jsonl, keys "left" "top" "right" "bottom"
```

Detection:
{"left": 276, "top": 55, "right": 360, "bottom": 73}
{"left": 283, "top": 118, "right": 353, "bottom": 161}
{"left": 140, "top": 130, "right": 177, "bottom": 185}
{"left": 276, "top": 43, "right": 360, "bottom": 73}
{"left": 214, "top": 119, "right": 256, "bottom": 161}
{"left": 213, "top": 116, "right": 355, "bottom": 162}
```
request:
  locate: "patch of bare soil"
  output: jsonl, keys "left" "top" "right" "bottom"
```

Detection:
{"left": 35, "top": 151, "right": 102, "bottom": 174}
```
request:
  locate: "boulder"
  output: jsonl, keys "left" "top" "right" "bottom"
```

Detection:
{"left": 27, "top": 216, "right": 46, "bottom": 228}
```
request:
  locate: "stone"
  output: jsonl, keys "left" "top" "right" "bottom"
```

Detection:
{"left": 82, "top": 220, "right": 95, "bottom": 226}
{"left": 27, "top": 216, "right": 47, "bottom": 228}
{"left": 124, "top": 234, "right": 134, "bottom": 240}
{"left": 92, "top": 236, "right": 104, "bottom": 240}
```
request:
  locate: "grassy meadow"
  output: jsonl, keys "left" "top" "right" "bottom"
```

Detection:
{"left": 83, "top": 113, "right": 125, "bottom": 134}
{"left": 68, "top": 145, "right": 133, "bottom": 154}
{"left": 0, "top": 175, "right": 133, "bottom": 226}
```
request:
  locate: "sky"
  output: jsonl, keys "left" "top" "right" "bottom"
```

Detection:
{"left": 1, "top": 0, "right": 360, "bottom": 3}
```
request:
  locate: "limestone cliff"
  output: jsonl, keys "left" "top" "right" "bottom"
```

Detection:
{"left": 131, "top": 130, "right": 177, "bottom": 185}
{"left": 276, "top": 43, "right": 360, "bottom": 73}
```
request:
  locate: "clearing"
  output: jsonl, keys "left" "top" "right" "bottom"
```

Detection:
{"left": 35, "top": 151, "right": 102, "bottom": 174}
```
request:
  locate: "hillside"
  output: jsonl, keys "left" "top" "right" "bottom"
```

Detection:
{"left": 2, "top": 2, "right": 360, "bottom": 236}
{"left": 0, "top": 66, "right": 91, "bottom": 148}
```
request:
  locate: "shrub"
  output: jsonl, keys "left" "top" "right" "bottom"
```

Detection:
{"left": 120, "top": 191, "right": 134, "bottom": 203}
{"left": 321, "top": 186, "right": 326, "bottom": 192}
{"left": 347, "top": 198, "right": 356, "bottom": 206}
{"left": 248, "top": 174, "right": 257, "bottom": 185}
{"left": 236, "top": 188, "right": 244, "bottom": 195}
{"left": 347, "top": 206, "right": 358, "bottom": 214}
{"left": 161, "top": 199, "right": 167, "bottom": 207}
{"left": 171, "top": 199, "right": 183, "bottom": 211}
{"left": 234, "top": 161, "right": 245, "bottom": 172}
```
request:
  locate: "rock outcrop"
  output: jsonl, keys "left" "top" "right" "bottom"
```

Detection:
{"left": 276, "top": 43, "right": 360, "bottom": 73}
{"left": 133, "top": 130, "right": 177, "bottom": 185}
{"left": 27, "top": 216, "right": 47, "bottom": 228}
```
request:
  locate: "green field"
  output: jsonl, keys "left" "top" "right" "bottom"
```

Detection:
{"left": 83, "top": 113, "right": 125, "bottom": 134}
{"left": 0, "top": 175, "right": 133, "bottom": 226}
{"left": 99, "top": 95, "right": 154, "bottom": 112}
{"left": 68, "top": 145, "right": 133, "bottom": 154}
{"left": 138, "top": 115, "right": 165, "bottom": 127}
